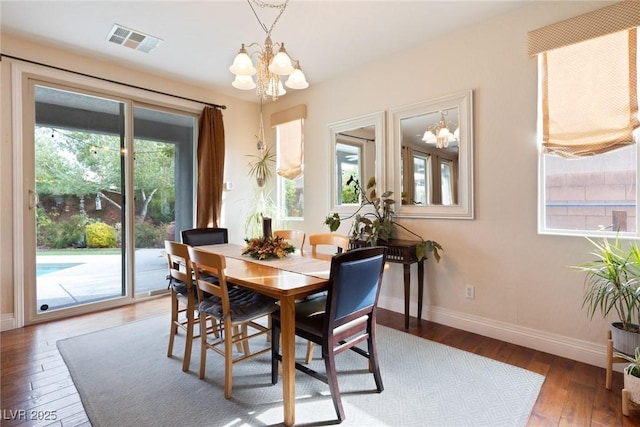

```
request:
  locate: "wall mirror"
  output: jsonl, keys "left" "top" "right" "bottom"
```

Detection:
{"left": 388, "top": 90, "right": 474, "bottom": 219}
{"left": 329, "top": 111, "right": 385, "bottom": 214}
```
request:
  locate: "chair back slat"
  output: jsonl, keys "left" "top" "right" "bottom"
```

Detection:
{"left": 187, "top": 247, "right": 229, "bottom": 306}
{"left": 181, "top": 227, "right": 228, "bottom": 246}
{"left": 164, "top": 240, "right": 193, "bottom": 290}
{"left": 309, "top": 233, "right": 349, "bottom": 257}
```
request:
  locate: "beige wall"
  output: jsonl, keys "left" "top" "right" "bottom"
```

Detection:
{"left": 1, "top": 1, "right": 623, "bottom": 368}
{"left": 261, "top": 1, "right": 619, "bottom": 367}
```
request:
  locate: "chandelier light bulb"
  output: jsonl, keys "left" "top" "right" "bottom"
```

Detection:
{"left": 422, "top": 130, "right": 436, "bottom": 143}
{"left": 266, "top": 79, "right": 286, "bottom": 97}
{"left": 232, "top": 74, "right": 257, "bottom": 90}
{"left": 269, "top": 44, "right": 295, "bottom": 75}
{"left": 229, "top": 44, "right": 256, "bottom": 76}
{"left": 285, "top": 64, "right": 309, "bottom": 89}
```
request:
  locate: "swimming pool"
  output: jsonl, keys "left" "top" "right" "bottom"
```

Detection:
{"left": 36, "top": 263, "right": 82, "bottom": 276}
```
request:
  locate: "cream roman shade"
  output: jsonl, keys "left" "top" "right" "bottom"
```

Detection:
{"left": 528, "top": 1, "right": 640, "bottom": 158}
{"left": 271, "top": 105, "right": 306, "bottom": 179}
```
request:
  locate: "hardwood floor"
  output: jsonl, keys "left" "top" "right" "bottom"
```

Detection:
{"left": 1, "top": 298, "right": 639, "bottom": 426}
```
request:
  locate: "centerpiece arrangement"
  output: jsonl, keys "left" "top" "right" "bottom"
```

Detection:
{"left": 242, "top": 216, "right": 295, "bottom": 260}
{"left": 324, "top": 176, "right": 442, "bottom": 262}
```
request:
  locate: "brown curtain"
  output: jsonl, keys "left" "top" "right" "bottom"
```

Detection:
{"left": 196, "top": 106, "right": 225, "bottom": 228}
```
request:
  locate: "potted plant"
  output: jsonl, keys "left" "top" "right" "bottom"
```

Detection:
{"left": 574, "top": 236, "right": 640, "bottom": 355}
{"left": 324, "top": 176, "right": 442, "bottom": 262}
{"left": 615, "top": 347, "right": 640, "bottom": 410}
{"left": 247, "top": 145, "right": 275, "bottom": 188}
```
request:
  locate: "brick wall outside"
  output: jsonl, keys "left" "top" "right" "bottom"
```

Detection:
{"left": 545, "top": 170, "right": 636, "bottom": 232}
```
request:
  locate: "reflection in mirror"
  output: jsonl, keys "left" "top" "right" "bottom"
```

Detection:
{"left": 329, "top": 112, "right": 385, "bottom": 214}
{"left": 400, "top": 107, "right": 459, "bottom": 206}
{"left": 389, "top": 90, "right": 474, "bottom": 219}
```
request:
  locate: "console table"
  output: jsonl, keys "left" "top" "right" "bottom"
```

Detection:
{"left": 349, "top": 238, "right": 425, "bottom": 329}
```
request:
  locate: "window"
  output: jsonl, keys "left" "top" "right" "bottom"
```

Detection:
{"left": 531, "top": 2, "right": 640, "bottom": 236}
{"left": 335, "top": 142, "right": 361, "bottom": 205}
{"left": 273, "top": 105, "right": 306, "bottom": 220}
{"left": 275, "top": 119, "right": 304, "bottom": 219}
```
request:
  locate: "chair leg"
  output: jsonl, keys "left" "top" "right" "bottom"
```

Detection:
{"left": 224, "top": 318, "right": 234, "bottom": 399}
{"left": 324, "top": 351, "right": 345, "bottom": 422}
{"left": 182, "top": 305, "right": 195, "bottom": 372}
{"left": 271, "top": 324, "right": 281, "bottom": 385}
{"left": 305, "top": 342, "right": 314, "bottom": 364}
{"left": 241, "top": 324, "right": 251, "bottom": 355}
{"left": 199, "top": 315, "right": 208, "bottom": 380}
{"left": 368, "top": 333, "right": 384, "bottom": 392}
{"left": 167, "top": 293, "right": 178, "bottom": 357}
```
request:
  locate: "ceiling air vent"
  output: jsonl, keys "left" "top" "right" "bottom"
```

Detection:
{"left": 107, "top": 24, "right": 162, "bottom": 53}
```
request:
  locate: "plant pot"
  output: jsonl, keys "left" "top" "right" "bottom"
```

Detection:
{"left": 624, "top": 366, "right": 640, "bottom": 404}
{"left": 611, "top": 322, "right": 640, "bottom": 356}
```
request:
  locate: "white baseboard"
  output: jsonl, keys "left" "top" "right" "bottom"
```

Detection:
{"left": 1, "top": 313, "right": 16, "bottom": 332}
{"left": 378, "top": 296, "right": 617, "bottom": 371}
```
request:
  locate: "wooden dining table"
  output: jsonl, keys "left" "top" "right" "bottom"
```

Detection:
{"left": 196, "top": 243, "right": 331, "bottom": 426}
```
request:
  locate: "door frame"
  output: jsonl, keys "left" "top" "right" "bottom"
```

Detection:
{"left": 10, "top": 59, "right": 201, "bottom": 326}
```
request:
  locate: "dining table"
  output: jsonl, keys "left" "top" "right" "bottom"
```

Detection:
{"left": 196, "top": 243, "right": 331, "bottom": 427}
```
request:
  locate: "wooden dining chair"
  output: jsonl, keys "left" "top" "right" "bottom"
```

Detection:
{"left": 273, "top": 229, "right": 306, "bottom": 255}
{"left": 188, "top": 246, "right": 279, "bottom": 399}
{"left": 308, "top": 232, "right": 349, "bottom": 258}
{"left": 270, "top": 247, "right": 387, "bottom": 422}
{"left": 165, "top": 240, "right": 205, "bottom": 372}
{"left": 181, "top": 227, "right": 229, "bottom": 246}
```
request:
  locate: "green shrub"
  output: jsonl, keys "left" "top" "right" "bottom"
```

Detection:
{"left": 38, "top": 212, "right": 89, "bottom": 249}
{"left": 135, "top": 221, "right": 166, "bottom": 248}
{"left": 86, "top": 222, "right": 117, "bottom": 248}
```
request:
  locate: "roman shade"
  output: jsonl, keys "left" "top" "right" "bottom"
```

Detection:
{"left": 271, "top": 104, "right": 306, "bottom": 179}
{"left": 528, "top": 1, "right": 640, "bottom": 158}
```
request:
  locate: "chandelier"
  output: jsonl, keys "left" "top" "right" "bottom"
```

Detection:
{"left": 421, "top": 110, "right": 459, "bottom": 149}
{"left": 229, "top": 0, "right": 308, "bottom": 101}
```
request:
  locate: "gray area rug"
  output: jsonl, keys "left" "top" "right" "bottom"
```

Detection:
{"left": 57, "top": 315, "right": 545, "bottom": 427}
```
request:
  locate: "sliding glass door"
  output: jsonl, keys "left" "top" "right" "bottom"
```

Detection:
{"left": 26, "top": 82, "right": 196, "bottom": 323}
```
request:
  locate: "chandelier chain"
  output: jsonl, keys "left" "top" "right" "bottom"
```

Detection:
{"left": 248, "top": 0, "right": 290, "bottom": 36}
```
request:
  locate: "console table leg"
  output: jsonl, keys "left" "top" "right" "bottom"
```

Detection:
{"left": 417, "top": 260, "right": 424, "bottom": 321}
{"left": 403, "top": 264, "right": 411, "bottom": 329}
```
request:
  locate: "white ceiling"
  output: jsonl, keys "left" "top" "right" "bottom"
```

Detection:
{"left": 1, "top": 0, "right": 532, "bottom": 103}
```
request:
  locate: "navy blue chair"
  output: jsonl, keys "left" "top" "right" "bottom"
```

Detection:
{"left": 270, "top": 246, "right": 387, "bottom": 422}
{"left": 181, "top": 227, "right": 228, "bottom": 246}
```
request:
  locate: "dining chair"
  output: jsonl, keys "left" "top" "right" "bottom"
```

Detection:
{"left": 165, "top": 240, "right": 205, "bottom": 372}
{"left": 308, "top": 232, "right": 349, "bottom": 258}
{"left": 188, "top": 246, "right": 279, "bottom": 399}
{"left": 303, "top": 232, "right": 350, "bottom": 362}
{"left": 270, "top": 246, "right": 387, "bottom": 422}
{"left": 273, "top": 229, "right": 306, "bottom": 255}
{"left": 181, "top": 227, "right": 229, "bottom": 246}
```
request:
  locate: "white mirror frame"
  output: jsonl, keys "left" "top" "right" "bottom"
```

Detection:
{"left": 328, "top": 111, "right": 386, "bottom": 214}
{"left": 388, "top": 89, "right": 474, "bottom": 219}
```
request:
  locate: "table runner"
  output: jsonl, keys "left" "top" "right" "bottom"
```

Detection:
{"left": 201, "top": 243, "right": 332, "bottom": 280}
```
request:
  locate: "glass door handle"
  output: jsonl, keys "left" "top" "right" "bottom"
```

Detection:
{"left": 28, "top": 189, "right": 38, "bottom": 209}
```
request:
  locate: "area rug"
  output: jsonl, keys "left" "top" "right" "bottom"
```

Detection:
{"left": 58, "top": 315, "right": 544, "bottom": 427}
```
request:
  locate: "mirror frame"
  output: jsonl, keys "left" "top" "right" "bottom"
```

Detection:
{"left": 388, "top": 90, "right": 474, "bottom": 219}
{"left": 328, "top": 111, "right": 386, "bottom": 214}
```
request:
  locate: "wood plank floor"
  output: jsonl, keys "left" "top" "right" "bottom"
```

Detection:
{"left": 1, "top": 298, "right": 639, "bottom": 426}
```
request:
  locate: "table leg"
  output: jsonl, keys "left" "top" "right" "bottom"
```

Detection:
{"left": 279, "top": 296, "right": 296, "bottom": 426}
{"left": 417, "top": 260, "right": 425, "bottom": 321}
{"left": 403, "top": 264, "right": 410, "bottom": 329}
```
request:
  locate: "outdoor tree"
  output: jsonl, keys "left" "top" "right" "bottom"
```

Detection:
{"left": 35, "top": 127, "right": 175, "bottom": 222}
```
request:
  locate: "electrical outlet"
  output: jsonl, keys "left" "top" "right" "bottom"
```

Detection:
{"left": 465, "top": 284, "right": 475, "bottom": 299}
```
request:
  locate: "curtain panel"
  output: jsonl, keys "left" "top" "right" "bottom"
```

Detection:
{"left": 196, "top": 106, "right": 225, "bottom": 227}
